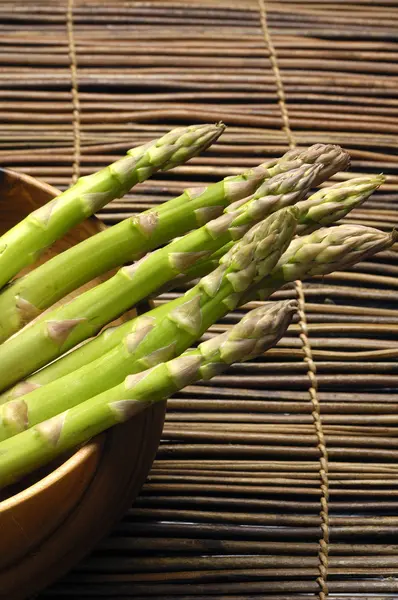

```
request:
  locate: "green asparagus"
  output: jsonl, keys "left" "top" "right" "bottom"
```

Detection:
{"left": 0, "top": 143, "right": 348, "bottom": 341}
{"left": 0, "top": 174, "right": 384, "bottom": 404}
{"left": 160, "top": 174, "right": 386, "bottom": 290}
{"left": 0, "top": 209, "right": 297, "bottom": 431}
{"left": 0, "top": 300, "right": 296, "bottom": 490}
{"left": 0, "top": 162, "right": 318, "bottom": 344}
{"left": 242, "top": 224, "right": 398, "bottom": 304}
{"left": 0, "top": 159, "right": 314, "bottom": 390}
{"left": 281, "top": 143, "right": 350, "bottom": 184}
{"left": 295, "top": 174, "right": 385, "bottom": 234}
{"left": 0, "top": 123, "right": 225, "bottom": 291}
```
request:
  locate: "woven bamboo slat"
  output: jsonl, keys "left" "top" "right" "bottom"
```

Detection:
{"left": 0, "top": 0, "right": 397, "bottom": 598}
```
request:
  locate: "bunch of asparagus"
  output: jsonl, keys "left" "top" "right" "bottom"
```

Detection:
{"left": 0, "top": 123, "right": 395, "bottom": 491}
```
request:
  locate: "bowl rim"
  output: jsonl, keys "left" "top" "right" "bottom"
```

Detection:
{"left": 0, "top": 442, "right": 99, "bottom": 511}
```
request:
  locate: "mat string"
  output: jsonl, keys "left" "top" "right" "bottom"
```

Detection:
{"left": 258, "top": 1, "right": 330, "bottom": 598}
{"left": 66, "top": 0, "right": 81, "bottom": 185}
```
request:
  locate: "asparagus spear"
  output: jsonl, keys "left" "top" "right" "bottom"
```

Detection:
{"left": 242, "top": 224, "right": 398, "bottom": 304}
{"left": 0, "top": 162, "right": 318, "bottom": 344}
{"left": 0, "top": 159, "right": 312, "bottom": 391}
{"left": 0, "top": 144, "right": 348, "bottom": 340}
{"left": 295, "top": 174, "right": 385, "bottom": 234}
{"left": 159, "top": 174, "right": 386, "bottom": 290}
{"left": 158, "top": 142, "right": 349, "bottom": 211}
{"left": 0, "top": 209, "right": 297, "bottom": 432}
{"left": 281, "top": 143, "right": 349, "bottom": 183}
{"left": 0, "top": 300, "right": 296, "bottom": 490}
{"left": 0, "top": 123, "right": 225, "bottom": 291}
{"left": 0, "top": 176, "right": 381, "bottom": 403}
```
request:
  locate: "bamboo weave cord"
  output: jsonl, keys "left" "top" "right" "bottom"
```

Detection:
{"left": 0, "top": 0, "right": 395, "bottom": 597}
{"left": 66, "top": 0, "right": 81, "bottom": 184}
{"left": 258, "top": 2, "right": 329, "bottom": 597}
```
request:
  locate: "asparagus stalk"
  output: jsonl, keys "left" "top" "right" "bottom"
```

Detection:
{"left": 242, "top": 224, "right": 398, "bottom": 304}
{"left": 0, "top": 159, "right": 312, "bottom": 391}
{"left": 0, "top": 300, "right": 296, "bottom": 490}
{"left": 0, "top": 123, "right": 225, "bottom": 291}
{"left": 0, "top": 175, "right": 381, "bottom": 403}
{"left": 0, "top": 144, "right": 348, "bottom": 340}
{"left": 0, "top": 209, "right": 297, "bottom": 432}
{"left": 160, "top": 174, "right": 386, "bottom": 290}
{"left": 158, "top": 142, "right": 349, "bottom": 211}
{"left": 0, "top": 162, "right": 318, "bottom": 344}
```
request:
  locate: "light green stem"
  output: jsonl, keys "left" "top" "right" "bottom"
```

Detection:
{"left": 0, "top": 143, "right": 348, "bottom": 342}
{"left": 0, "top": 300, "right": 296, "bottom": 490}
{"left": 0, "top": 210, "right": 297, "bottom": 434}
{"left": 0, "top": 171, "right": 304, "bottom": 391}
{"left": 0, "top": 123, "right": 224, "bottom": 292}
{"left": 159, "top": 174, "right": 386, "bottom": 292}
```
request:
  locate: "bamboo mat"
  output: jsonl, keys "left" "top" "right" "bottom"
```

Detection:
{"left": 1, "top": 0, "right": 397, "bottom": 597}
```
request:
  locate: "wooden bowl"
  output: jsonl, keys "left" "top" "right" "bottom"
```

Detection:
{"left": 0, "top": 168, "right": 166, "bottom": 600}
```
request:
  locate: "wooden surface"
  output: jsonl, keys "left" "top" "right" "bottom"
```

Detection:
{"left": 0, "top": 169, "right": 166, "bottom": 599}
{"left": 0, "top": 0, "right": 397, "bottom": 598}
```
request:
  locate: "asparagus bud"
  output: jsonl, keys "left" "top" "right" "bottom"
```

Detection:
{"left": 281, "top": 143, "right": 350, "bottom": 184}
{"left": 296, "top": 174, "right": 385, "bottom": 234}
{"left": 246, "top": 224, "right": 398, "bottom": 302}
